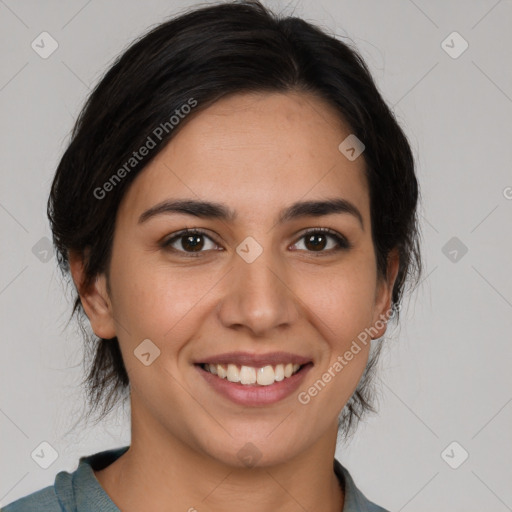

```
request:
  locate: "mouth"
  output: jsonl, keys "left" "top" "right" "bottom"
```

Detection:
{"left": 194, "top": 361, "right": 314, "bottom": 406}
{"left": 196, "top": 362, "right": 309, "bottom": 386}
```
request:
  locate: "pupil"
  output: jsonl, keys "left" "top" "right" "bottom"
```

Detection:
{"left": 181, "top": 233, "right": 327, "bottom": 252}
{"left": 183, "top": 234, "right": 204, "bottom": 252}
{"left": 305, "top": 233, "right": 326, "bottom": 251}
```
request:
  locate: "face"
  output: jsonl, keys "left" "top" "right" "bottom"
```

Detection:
{"left": 72, "top": 91, "right": 398, "bottom": 468}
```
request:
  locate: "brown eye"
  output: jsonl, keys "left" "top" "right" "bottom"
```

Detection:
{"left": 179, "top": 233, "right": 205, "bottom": 252}
{"left": 304, "top": 232, "right": 328, "bottom": 251}
{"left": 161, "top": 229, "right": 219, "bottom": 257}
{"left": 161, "top": 227, "right": 351, "bottom": 258}
{"left": 292, "top": 228, "right": 351, "bottom": 253}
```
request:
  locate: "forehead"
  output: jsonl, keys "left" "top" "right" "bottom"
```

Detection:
{"left": 118, "top": 91, "right": 369, "bottom": 226}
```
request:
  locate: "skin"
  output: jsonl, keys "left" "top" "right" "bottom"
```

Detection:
{"left": 69, "top": 91, "right": 399, "bottom": 512}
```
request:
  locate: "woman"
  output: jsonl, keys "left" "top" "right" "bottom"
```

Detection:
{"left": 2, "top": 1, "right": 422, "bottom": 510}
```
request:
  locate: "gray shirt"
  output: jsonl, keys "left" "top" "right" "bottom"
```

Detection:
{"left": 1, "top": 446, "right": 390, "bottom": 511}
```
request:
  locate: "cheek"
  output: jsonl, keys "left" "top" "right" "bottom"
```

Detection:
{"left": 110, "top": 252, "right": 216, "bottom": 344}
{"left": 299, "top": 272, "right": 374, "bottom": 410}
{"left": 110, "top": 235, "right": 378, "bottom": 349}
{"left": 299, "top": 262, "right": 376, "bottom": 344}
{"left": 297, "top": 261, "right": 376, "bottom": 401}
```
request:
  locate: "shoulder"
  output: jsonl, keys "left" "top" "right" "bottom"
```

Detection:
{"left": 334, "top": 458, "right": 391, "bottom": 512}
{"left": 1, "top": 484, "right": 63, "bottom": 512}
{"left": 1, "top": 446, "right": 129, "bottom": 512}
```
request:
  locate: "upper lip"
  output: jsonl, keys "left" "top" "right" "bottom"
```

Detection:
{"left": 195, "top": 351, "right": 312, "bottom": 368}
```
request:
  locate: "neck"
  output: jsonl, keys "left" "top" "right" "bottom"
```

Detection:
{"left": 94, "top": 400, "right": 344, "bottom": 512}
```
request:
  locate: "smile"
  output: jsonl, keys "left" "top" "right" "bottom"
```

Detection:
{"left": 201, "top": 362, "right": 302, "bottom": 386}
{"left": 195, "top": 362, "right": 313, "bottom": 406}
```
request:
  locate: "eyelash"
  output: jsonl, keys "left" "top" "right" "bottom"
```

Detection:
{"left": 160, "top": 227, "right": 352, "bottom": 258}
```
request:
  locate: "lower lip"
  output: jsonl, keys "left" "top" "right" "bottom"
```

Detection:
{"left": 195, "top": 363, "right": 313, "bottom": 406}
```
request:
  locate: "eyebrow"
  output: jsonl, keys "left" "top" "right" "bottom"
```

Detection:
{"left": 138, "top": 197, "right": 364, "bottom": 230}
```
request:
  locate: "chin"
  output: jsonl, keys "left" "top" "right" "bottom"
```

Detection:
{"left": 201, "top": 429, "right": 307, "bottom": 469}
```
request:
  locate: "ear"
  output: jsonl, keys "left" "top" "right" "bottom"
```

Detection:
{"left": 68, "top": 249, "right": 117, "bottom": 339}
{"left": 370, "top": 248, "right": 400, "bottom": 339}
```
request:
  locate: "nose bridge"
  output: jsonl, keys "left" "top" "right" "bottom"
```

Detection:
{"left": 217, "top": 239, "right": 297, "bottom": 335}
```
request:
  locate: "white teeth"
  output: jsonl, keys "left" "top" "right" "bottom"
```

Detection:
{"left": 274, "top": 364, "right": 285, "bottom": 382}
{"left": 227, "top": 363, "right": 240, "bottom": 382}
{"left": 203, "top": 362, "right": 303, "bottom": 385}
{"left": 239, "top": 365, "right": 256, "bottom": 385}
{"left": 217, "top": 364, "right": 227, "bottom": 379}
{"left": 257, "top": 365, "right": 275, "bottom": 386}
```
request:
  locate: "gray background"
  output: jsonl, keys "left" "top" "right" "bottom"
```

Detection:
{"left": 1, "top": 1, "right": 511, "bottom": 510}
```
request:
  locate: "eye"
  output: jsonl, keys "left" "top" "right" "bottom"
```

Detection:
{"left": 161, "top": 228, "right": 220, "bottom": 257}
{"left": 291, "top": 228, "right": 351, "bottom": 254}
{"left": 161, "top": 227, "right": 351, "bottom": 258}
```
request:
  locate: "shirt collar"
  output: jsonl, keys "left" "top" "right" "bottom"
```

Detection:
{"left": 334, "top": 458, "right": 389, "bottom": 511}
{"left": 58, "top": 446, "right": 387, "bottom": 512}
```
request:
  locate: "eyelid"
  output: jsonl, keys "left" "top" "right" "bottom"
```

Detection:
{"left": 292, "top": 227, "right": 351, "bottom": 251}
{"left": 161, "top": 227, "right": 351, "bottom": 256}
{"left": 161, "top": 228, "right": 219, "bottom": 252}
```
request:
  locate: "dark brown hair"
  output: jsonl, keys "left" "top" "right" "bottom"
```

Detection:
{"left": 48, "top": 0, "right": 422, "bottom": 441}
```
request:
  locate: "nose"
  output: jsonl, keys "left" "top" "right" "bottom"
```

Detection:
{"left": 216, "top": 246, "right": 300, "bottom": 337}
